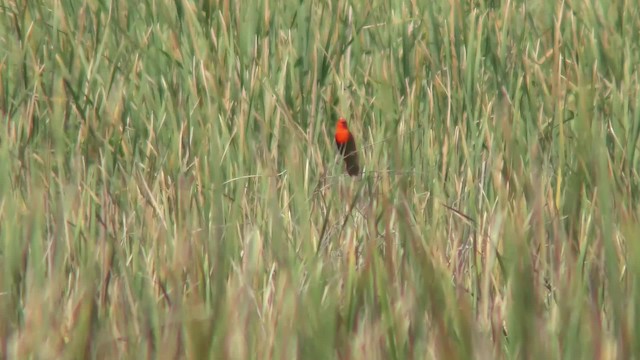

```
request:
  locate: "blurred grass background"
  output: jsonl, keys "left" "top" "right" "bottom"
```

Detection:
{"left": 1, "top": 0, "right": 640, "bottom": 358}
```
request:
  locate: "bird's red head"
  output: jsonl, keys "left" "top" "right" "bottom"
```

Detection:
{"left": 335, "top": 118, "right": 350, "bottom": 144}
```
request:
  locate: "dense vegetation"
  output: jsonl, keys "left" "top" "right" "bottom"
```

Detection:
{"left": 1, "top": 0, "right": 640, "bottom": 358}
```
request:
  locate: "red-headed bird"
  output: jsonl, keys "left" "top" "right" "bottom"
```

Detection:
{"left": 335, "top": 118, "right": 360, "bottom": 177}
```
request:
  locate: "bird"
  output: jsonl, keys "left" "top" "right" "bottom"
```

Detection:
{"left": 334, "top": 118, "right": 360, "bottom": 177}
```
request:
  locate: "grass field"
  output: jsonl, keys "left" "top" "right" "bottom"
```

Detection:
{"left": 2, "top": 0, "right": 640, "bottom": 358}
